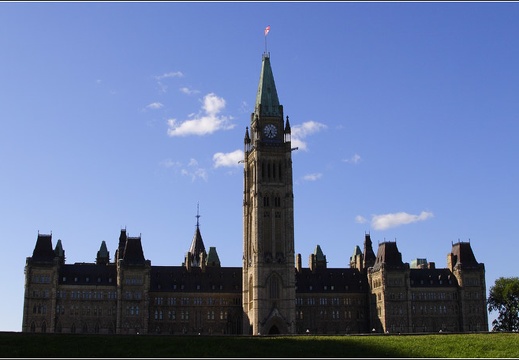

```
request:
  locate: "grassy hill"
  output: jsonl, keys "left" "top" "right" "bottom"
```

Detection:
{"left": 1, "top": 331, "right": 517, "bottom": 358}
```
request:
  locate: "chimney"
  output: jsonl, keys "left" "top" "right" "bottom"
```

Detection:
{"left": 296, "top": 254, "right": 302, "bottom": 272}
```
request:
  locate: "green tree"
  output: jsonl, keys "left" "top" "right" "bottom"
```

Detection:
{"left": 487, "top": 277, "right": 519, "bottom": 332}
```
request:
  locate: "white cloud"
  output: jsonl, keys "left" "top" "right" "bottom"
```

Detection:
{"left": 355, "top": 215, "right": 367, "bottom": 224}
{"left": 303, "top": 173, "right": 323, "bottom": 181}
{"left": 154, "top": 71, "right": 184, "bottom": 93}
{"left": 371, "top": 211, "right": 434, "bottom": 230}
{"left": 181, "top": 158, "right": 207, "bottom": 181}
{"left": 159, "top": 159, "right": 181, "bottom": 168}
{"left": 160, "top": 158, "right": 207, "bottom": 181}
{"left": 213, "top": 150, "right": 244, "bottom": 168}
{"left": 180, "top": 87, "right": 200, "bottom": 95}
{"left": 240, "top": 101, "right": 249, "bottom": 113}
{"left": 155, "top": 71, "right": 184, "bottom": 80}
{"left": 146, "top": 102, "right": 163, "bottom": 110}
{"left": 344, "top": 153, "right": 361, "bottom": 164}
{"left": 291, "top": 121, "right": 327, "bottom": 151}
{"left": 167, "top": 93, "right": 234, "bottom": 137}
{"left": 190, "top": 168, "right": 208, "bottom": 182}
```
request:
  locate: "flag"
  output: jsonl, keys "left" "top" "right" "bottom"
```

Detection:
{"left": 264, "top": 25, "right": 270, "bottom": 36}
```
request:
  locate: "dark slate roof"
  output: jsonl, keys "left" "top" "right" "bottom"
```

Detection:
{"left": 363, "top": 234, "right": 376, "bottom": 264}
{"left": 284, "top": 116, "right": 291, "bottom": 134}
{"left": 149, "top": 266, "right": 242, "bottom": 293}
{"left": 188, "top": 225, "right": 206, "bottom": 266}
{"left": 254, "top": 53, "right": 281, "bottom": 117}
{"left": 58, "top": 263, "right": 117, "bottom": 286}
{"left": 409, "top": 268, "right": 459, "bottom": 288}
{"left": 117, "top": 229, "right": 127, "bottom": 256}
{"left": 450, "top": 241, "right": 481, "bottom": 269}
{"left": 372, "top": 241, "right": 405, "bottom": 271}
{"left": 122, "top": 236, "right": 146, "bottom": 265}
{"left": 244, "top": 127, "right": 251, "bottom": 144}
{"left": 31, "top": 234, "right": 56, "bottom": 263}
{"left": 296, "top": 268, "right": 368, "bottom": 293}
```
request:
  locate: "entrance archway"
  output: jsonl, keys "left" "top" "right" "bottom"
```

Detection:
{"left": 268, "top": 325, "right": 280, "bottom": 334}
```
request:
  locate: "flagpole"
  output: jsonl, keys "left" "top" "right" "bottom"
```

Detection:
{"left": 264, "top": 25, "right": 270, "bottom": 55}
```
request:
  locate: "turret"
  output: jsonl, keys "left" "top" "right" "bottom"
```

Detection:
{"left": 363, "top": 233, "right": 376, "bottom": 270}
{"left": 187, "top": 205, "right": 207, "bottom": 268}
{"left": 309, "top": 245, "right": 327, "bottom": 272}
{"left": 244, "top": 127, "right": 251, "bottom": 153}
{"left": 115, "top": 228, "right": 127, "bottom": 263}
{"left": 54, "top": 239, "right": 65, "bottom": 265}
{"left": 350, "top": 245, "right": 363, "bottom": 271}
{"left": 284, "top": 116, "right": 291, "bottom": 142}
{"left": 206, "top": 247, "right": 221, "bottom": 267}
{"left": 96, "top": 240, "right": 110, "bottom": 265}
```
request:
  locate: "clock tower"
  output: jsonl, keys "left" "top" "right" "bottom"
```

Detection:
{"left": 242, "top": 52, "right": 296, "bottom": 335}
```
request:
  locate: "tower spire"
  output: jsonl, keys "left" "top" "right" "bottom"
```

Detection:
{"left": 196, "top": 202, "right": 201, "bottom": 228}
{"left": 188, "top": 202, "right": 206, "bottom": 268}
{"left": 254, "top": 51, "right": 281, "bottom": 118}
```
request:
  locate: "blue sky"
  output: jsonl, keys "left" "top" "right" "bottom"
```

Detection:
{"left": 1, "top": 2, "right": 518, "bottom": 332}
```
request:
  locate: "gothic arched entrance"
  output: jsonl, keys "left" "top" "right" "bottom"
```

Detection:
{"left": 268, "top": 325, "right": 280, "bottom": 335}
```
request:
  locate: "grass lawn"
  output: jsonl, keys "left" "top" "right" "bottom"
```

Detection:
{"left": 0, "top": 331, "right": 517, "bottom": 358}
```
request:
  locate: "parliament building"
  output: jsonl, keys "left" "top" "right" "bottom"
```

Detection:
{"left": 23, "top": 52, "right": 489, "bottom": 335}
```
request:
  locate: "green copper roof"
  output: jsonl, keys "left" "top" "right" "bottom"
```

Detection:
{"left": 98, "top": 240, "right": 109, "bottom": 258}
{"left": 206, "top": 246, "right": 221, "bottom": 266}
{"left": 255, "top": 53, "right": 281, "bottom": 117}
{"left": 352, "top": 245, "right": 362, "bottom": 257}
{"left": 314, "top": 245, "right": 326, "bottom": 261}
{"left": 54, "top": 239, "right": 64, "bottom": 257}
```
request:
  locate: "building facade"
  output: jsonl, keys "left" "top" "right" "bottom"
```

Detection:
{"left": 22, "top": 52, "right": 488, "bottom": 335}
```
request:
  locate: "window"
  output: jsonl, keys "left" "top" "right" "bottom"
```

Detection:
{"left": 274, "top": 197, "right": 281, "bottom": 207}
{"left": 263, "top": 196, "right": 270, "bottom": 207}
{"left": 269, "top": 276, "right": 280, "bottom": 300}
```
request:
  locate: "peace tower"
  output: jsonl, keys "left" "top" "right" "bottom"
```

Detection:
{"left": 242, "top": 52, "right": 296, "bottom": 335}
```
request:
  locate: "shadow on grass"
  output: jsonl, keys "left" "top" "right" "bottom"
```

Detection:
{"left": 1, "top": 332, "right": 517, "bottom": 358}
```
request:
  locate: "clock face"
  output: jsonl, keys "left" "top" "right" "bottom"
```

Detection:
{"left": 263, "top": 124, "right": 277, "bottom": 139}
